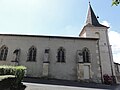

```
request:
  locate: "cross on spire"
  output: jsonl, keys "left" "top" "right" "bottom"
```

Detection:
{"left": 89, "top": 0, "right": 90, "bottom": 4}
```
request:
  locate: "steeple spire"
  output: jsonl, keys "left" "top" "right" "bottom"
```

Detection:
{"left": 86, "top": 3, "right": 105, "bottom": 27}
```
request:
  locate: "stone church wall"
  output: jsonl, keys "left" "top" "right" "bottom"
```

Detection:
{"left": 81, "top": 26, "right": 116, "bottom": 78}
{"left": 0, "top": 35, "right": 101, "bottom": 82}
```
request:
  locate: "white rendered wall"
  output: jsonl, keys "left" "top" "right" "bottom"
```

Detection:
{"left": 0, "top": 35, "right": 100, "bottom": 81}
{"left": 80, "top": 26, "right": 116, "bottom": 77}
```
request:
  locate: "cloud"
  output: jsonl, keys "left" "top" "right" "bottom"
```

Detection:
{"left": 109, "top": 30, "right": 120, "bottom": 63}
{"left": 101, "top": 21, "right": 110, "bottom": 27}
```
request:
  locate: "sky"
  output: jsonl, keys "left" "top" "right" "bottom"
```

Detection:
{"left": 0, "top": 0, "right": 120, "bottom": 63}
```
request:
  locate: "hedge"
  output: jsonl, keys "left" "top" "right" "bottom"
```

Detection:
{"left": 0, "top": 75, "right": 15, "bottom": 81}
{"left": 0, "top": 65, "right": 26, "bottom": 86}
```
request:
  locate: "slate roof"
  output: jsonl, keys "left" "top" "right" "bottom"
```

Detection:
{"left": 86, "top": 3, "right": 106, "bottom": 27}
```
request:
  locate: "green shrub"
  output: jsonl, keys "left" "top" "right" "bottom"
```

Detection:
{"left": 14, "top": 66, "right": 27, "bottom": 85}
{"left": 0, "top": 75, "right": 15, "bottom": 81}
{"left": 0, "top": 65, "right": 15, "bottom": 75}
{"left": 0, "top": 65, "right": 26, "bottom": 85}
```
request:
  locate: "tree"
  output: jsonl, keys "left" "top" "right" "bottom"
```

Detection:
{"left": 112, "top": 0, "right": 120, "bottom": 6}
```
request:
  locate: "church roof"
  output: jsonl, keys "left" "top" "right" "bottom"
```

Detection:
{"left": 0, "top": 34, "right": 98, "bottom": 40}
{"left": 86, "top": 3, "right": 106, "bottom": 27}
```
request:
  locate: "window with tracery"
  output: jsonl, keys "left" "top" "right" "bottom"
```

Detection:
{"left": 57, "top": 47, "right": 65, "bottom": 62}
{"left": 0, "top": 45, "right": 8, "bottom": 60}
{"left": 82, "top": 47, "right": 90, "bottom": 63}
{"left": 27, "top": 46, "right": 37, "bottom": 61}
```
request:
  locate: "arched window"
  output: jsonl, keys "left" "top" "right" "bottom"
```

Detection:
{"left": 82, "top": 47, "right": 90, "bottom": 63}
{"left": 27, "top": 46, "right": 37, "bottom": 61}
{"left": 0, "top": 45, "right": 8, "bottom": 60}
{"left": 57, "top": 47, "right": 65, "bottom": 62}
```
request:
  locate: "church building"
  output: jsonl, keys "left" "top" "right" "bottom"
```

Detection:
{"left": 0, "top": 3, "right": 117, "bottom": 83}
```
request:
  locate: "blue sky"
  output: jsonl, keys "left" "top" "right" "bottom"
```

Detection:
{"left": 0, "top": 0, "right": 120, "bottom": 63}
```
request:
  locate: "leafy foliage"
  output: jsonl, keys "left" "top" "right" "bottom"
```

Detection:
{"left": 0, "top": 65, "right": 26, "bottom": 85}
{"left": 112, "top": 0, "right": 120, "bottom": 6}
{"left": 0, "top": 75, "right": 15, "bottom": 81}
{"left": 15, "top": 66, "right": 27, "bottom": 85}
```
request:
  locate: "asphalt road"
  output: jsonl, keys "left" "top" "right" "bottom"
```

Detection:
{"left": 24, "top": 82, "right": 111, "bottom": 90}
{"left": 23, "top": 78, "right": 120, "bottom": 90}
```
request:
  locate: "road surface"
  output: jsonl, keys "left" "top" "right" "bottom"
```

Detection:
{"left": 24, "top": 82, "right": 118, "bottom": 90}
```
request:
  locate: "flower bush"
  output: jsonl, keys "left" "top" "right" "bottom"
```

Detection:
{"left": 103, "top": 74, "right": 113, "bottom": 85}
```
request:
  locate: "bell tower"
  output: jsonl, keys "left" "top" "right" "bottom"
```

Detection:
{"left": 79, "top": 3, "right": 116, "bottom": 81}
